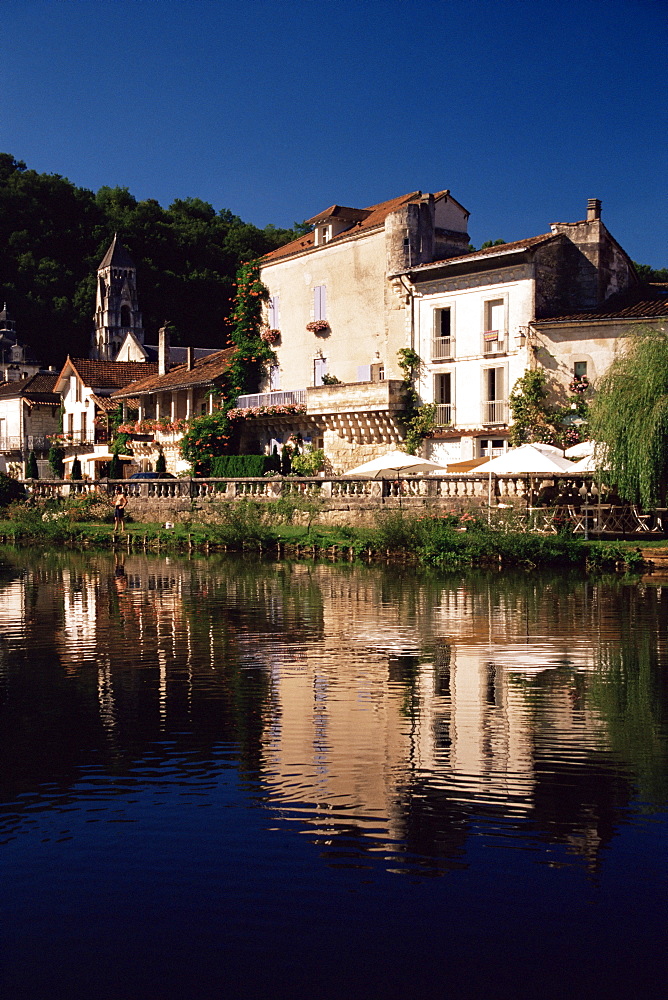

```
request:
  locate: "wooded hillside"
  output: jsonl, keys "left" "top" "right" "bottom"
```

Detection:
{"left": 0, "top": 153, "right": 299, "bottom": 365}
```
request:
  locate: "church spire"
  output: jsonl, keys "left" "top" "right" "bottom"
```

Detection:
{"left": 91, "top": 235, "right": 144, "bottom": 360}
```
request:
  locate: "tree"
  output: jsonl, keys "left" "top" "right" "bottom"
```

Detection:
{"left": 70, "top": 456, "right": 82, "bottom": 481}
{"left": 589, "top": 327, "right": 668, "bottom": 508}
{"left": 26, "top": 450, "right": 38, "bottom": 478}
{"left": 155, "top": 451, "right": 166, "bottom": 475}
{"left": 509, "top": 369, "right": 559, "bottom": 446}
{"left": 48, "top": 444, "right": 65, "bottom": 478}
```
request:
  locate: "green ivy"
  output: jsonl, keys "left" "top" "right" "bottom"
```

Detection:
{"left": 397, "top": 348, "right": 436, "bottom": 454}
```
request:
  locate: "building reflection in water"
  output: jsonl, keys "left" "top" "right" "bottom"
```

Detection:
{"left": 0, "top": 551, "right": 665, "bottom": 874}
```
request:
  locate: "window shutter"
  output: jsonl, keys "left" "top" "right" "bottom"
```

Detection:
{"left": 357, "top": 365, "right": 371, "bottom": 382}
{"left": 314, "top": 285, "right": 327, "bottom": 321}
{"left": 269, "top": 296, "right": 279, "bottom": 328}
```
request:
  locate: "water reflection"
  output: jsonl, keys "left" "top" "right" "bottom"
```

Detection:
{"left": 0, "top": 548, "right": 665, "bottom": 883}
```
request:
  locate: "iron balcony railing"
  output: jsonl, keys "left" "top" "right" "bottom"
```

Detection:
{"left": 0, "top": 434, "right": 52, "bottom": 452}
{"left": 482, "top": 400, "right": 508, "bottom": 424}
{"left": 431, "top": 337, "right": 453, "bottom": 361}
{"left": 234, "top": 390, "right": 307, "bottom": 409}
{"left": 434, "top": 404, "right": 452, "bottom": 426}
{"left": 482, "top": 330, "right": 507, "bottom": 355}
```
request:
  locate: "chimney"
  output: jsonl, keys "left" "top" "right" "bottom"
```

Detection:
{"left": 158, "top": 324, "right": 170, "bottom": 375}
{"left": 186, "top": 346, "right": 194, "bottom": 371}
{"left": 587, "top": 198, "right": 601, "bottom": 222}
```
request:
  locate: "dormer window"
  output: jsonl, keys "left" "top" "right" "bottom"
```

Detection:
{"left": 316, "top": 225, "right": 331, "bottom": 246}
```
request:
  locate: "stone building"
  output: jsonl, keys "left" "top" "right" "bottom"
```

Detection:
{"left": 91, "top": 236, "right": 145, "bottom": 361}
{"left": 112, "top": 327, "right": 234, "bottom": 474}
{"left": 0, "top": 373, "right": 60, "bottom": 477}
{"left": 249, "top": 189, "right": 471, "bottom": 471}
{"left": 250, "top": 194, "right": 644, "bottom": 470}
{"left": 405, "top": 199, "right": 639, "bottom": 464}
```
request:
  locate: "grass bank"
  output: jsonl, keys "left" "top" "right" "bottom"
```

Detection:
{"left": 0, "top": 496, "right": 646, "bottom": 573}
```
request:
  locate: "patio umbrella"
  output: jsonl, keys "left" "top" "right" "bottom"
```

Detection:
{"left": 477, "top": 444, "right": 576, "bottom": 474}
{"left": 565, "top": 440, "right": 595, "bottom": 459}
{"left": 343, "top": 450, "right": 449, "bottom": 478}
{"left": 477, "top": 444, "right": 577, "bottom": 510}
{"left": 63, "top": 452, "right": 134, "bottom": 464}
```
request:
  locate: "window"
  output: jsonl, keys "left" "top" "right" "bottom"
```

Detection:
{"left": 480, "top": 438, "right": 505, "bottom": 458}
{"left": 268, "top": 296, "right": 280, "bottom": 329}
{"left": 70, "top": 375, "right": 81, "bottom": 403}
{"left": 432, "top": 308, "right": 453, "bottom": 360}
{"left": 80, "top": 411, "right": 87, "bottom": 442}
{"left": 574, "top": 361, "right": 587, "bottom": 378}
{"left": 121, "top": 305, "right": 131, "bottom": 327}
{"left": 483, "top": 299, "right": 506, "bottom": 354}
{"left": 314, "top": 285, "right": 327, "bottom": 321}
{"left": 314, "top": 357, "right": 328, "bottom": 386}
{"left": 434, "top": 373, "right": 453, "bottom": 426}
{"left": 482, "top": 366, "right": 507, "bottom": 424}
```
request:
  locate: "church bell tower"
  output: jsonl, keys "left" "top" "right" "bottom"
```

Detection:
{"left": 91, "top": 235, "right": 144, "bottom": 360}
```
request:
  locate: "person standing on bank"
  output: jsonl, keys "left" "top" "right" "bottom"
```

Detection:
{"left": 114, "top": 488, "right": 128, "bottom": 533}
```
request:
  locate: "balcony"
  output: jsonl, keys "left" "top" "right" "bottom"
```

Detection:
{"left": 482, "top": 400, "right": 508, "bottom": 425}
{"left": 234, "top": 390, "right": 307, "bottom": 409}
{"left": 434, "top": 404, "right": 452, "bottom": 427}
{"left": 431, "top": 336, "right": 453, "bottom": 361}
{"left": 307, "top": 379, "right": 405, "bottom": 417}
{"left": 0, "top": 434, "right": 52, "bottom": 453}
{"left": 482, "top": 331, "right": 507, "bottom": 356}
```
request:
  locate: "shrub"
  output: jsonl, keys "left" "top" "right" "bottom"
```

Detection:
{"left": 210, "top": 454, "right": 279, "bottom": 478}
{"left": 0, "top": 473, "right": 26, "bottom": 508}
{"left": 26, "top": 451, "right": 39, "bottom": 479}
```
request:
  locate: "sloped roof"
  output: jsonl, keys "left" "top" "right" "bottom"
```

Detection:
{"left": 534, "top": 284, "right": 668, "bottom": 324}
{"left": 99, "top": 234, "right": 135, "bottom": 270}
{"left": 57, "top": 358, "right": 157, "bottom": 393}
{"left": 112, "top": 347, "right": 234, "bottom": 398}
{"left": 0, "top": 372, "right": 60, "bottom": 403}
{"left": 406, "top": 233, "right": 558, "bottom": 276}
{"left": 263, "top": 190, "right": 452, "bottom": 264}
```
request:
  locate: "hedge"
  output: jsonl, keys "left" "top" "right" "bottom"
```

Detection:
{"left": 209, "top": 454, "right": 281, "bottom": 478}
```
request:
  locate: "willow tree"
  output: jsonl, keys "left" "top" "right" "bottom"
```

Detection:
{"left": 590, "top": 327, "right": 668, "bottom": 508}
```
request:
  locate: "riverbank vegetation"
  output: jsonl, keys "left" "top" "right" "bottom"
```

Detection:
{"left": 0, "top": 493, "right": 645, "bottom": 573}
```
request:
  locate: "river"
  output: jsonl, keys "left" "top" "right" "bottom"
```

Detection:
{"left": 0, "top": 548, "right": 666, "bottom": 999}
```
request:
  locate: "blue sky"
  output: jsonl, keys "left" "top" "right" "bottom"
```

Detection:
{"left": 3, "top": 0, "right": 666, "bottom": 265}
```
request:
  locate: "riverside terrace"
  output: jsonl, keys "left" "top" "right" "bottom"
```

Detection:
{"left": 18, "top": 474, "right": 668, "bottom": 537}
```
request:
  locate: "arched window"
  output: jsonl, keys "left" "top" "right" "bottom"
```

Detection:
{"left": 121, "top": 305, "right": 131, "bottom": 327}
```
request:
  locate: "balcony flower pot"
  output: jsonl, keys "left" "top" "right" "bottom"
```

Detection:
{"left": 260, "top": 327, "right": 281, "bottom": 345}
{"left": 306, "top": 320, "right": 330, "bottom": 335}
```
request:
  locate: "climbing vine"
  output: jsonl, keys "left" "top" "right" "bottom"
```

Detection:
{"left": 509, "top": 369, "right": 590, "bottom": 448}
{"left": 223, "top": 259, "right": 276, "bottom": 402}
{"left": 397, "top": 348, "right": 436, "bottom": 455}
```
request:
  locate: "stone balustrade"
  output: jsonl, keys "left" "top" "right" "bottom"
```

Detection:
{"left": 20, "top": 472, "right": 597, "bottom": 505}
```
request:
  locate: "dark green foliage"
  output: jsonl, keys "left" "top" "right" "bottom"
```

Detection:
{"left": 180, "top": 410, "right": 234, "bottom": 475}
{"left": 210, "top": 454, "right": 278, "bottom": 477}
{"left": 397, "top": 348, "right": 436, "bottom": 454}
{"left": 0, "top": 472, "right": 25, "bottom": 507}
{"left": 70, "top": 456, "right": 82, "bottom": 480}
{"left": 0, "top": 153, "right": 297, "bottom": 364}
{"left": 108, "top": 454, "right": 122, "bottom": 479}
{"left": 509, "top": 369, "right": 559, "bottom": 446}
{"left": 155, "top": 451, "right": 167, "bottom": 475}
{"left": 280, "top": 448, "right": 292, "bottom": 476}
{"left": 590, "top": 327, "right": 668, "bottom": 507}
{"left": 48, "top": 444, "right": 65, "bottom": 478}
{"left": 26, "top": 451, "right": 38, "bottom": 479}
{"left": 633, "top": 261, "right": 668, "bottom": 283}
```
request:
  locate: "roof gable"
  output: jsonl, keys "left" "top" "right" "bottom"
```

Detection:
{"left": 112, "top": 347, "right": 234, "bottom": 398}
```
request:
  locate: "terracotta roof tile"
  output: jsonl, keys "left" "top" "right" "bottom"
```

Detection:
{"left": 263, "top": 190, "right": 428, "bottom": 263}
{"left": 61, "top": 359, "right": 158, "bottom": 391}
{"left": 0, "top": 372, "right": 60, "bottom": 402}
{"left": 112, "top": 347, "right": 234, "bottom": 398}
